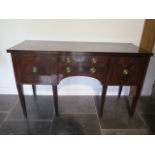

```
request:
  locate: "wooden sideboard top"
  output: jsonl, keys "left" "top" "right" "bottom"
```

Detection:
{"left": 7, "top": 40, "right": 153, "bottom": 56}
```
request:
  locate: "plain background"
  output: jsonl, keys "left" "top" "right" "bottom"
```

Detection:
{"left": 0, "top": 0, "right": 155, "bottom": 155}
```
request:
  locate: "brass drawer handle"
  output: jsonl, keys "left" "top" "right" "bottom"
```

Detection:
{"left": 32, "top": 66, "right": 37, "bottom": 73}
{"left": 66, "top": 57, "right": 72, "bottom": 64}
{"left": 90, "top": 67, "right": 96, "bottom": 74}
{"left": 65, "top": 67, "right": 71, "bottom": 73}
{"left": 123, "top": 69, "right": 129, "bottom": 75}
{"left": 91, "top": 57, "right": 97, "bottom": 64}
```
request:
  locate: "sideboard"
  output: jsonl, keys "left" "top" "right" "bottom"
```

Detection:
{"left": 7, "top": 40, "right": 153, "bottom": 118}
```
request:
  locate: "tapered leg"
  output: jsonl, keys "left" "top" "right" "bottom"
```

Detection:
{"left": 129, "top": 85, "right": 142, "bottom": 117}
{"left": 52, "top": 85, "right": 59, "bottom": 116}
{"left": 32, "top": 84, "right": 36, "bottom": 97}
{"left": 118, "top": 86, "right": 123, "bottom": 98}
{"left": 16, "top": 84, "right": 27, "bottom": 117}
{"left": 99, "top": 85, "right": 107, "bottom": 117}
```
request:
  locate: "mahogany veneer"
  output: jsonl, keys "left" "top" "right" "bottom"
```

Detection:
{"left": 7, "top": 40, "right": 153, "bottom": 117}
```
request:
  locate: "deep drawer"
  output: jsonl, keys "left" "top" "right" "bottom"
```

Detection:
{"left": 107, "top": 57, "right": 148, "bottom": 85}
{"left": 13, "top": 54, "right": 57, "bottom": 84}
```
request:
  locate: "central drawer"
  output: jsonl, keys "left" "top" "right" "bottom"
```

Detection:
{"left": 58, "top": 55, "right": 109, "bottom": 81}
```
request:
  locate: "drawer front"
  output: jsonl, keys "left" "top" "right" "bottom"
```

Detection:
{"left": 35, "top": 56, "right": 56, "bottom": 75}
{"left": 107, "top": 57, "right": 147, "bottom": 85}
{"left": 59, "top": 55, "right": 107, "bottom": 66}
{"left": 35, "top": 56, "right": 57, "bottom": 84}
{"left": 58, "top": 55, "right": 109, "bottom": 82}
{"left": 15, "top": 54, "right": 57, "bottom": 84}
{"left": 16, "top": 55, "right": 35, "bottom": 83}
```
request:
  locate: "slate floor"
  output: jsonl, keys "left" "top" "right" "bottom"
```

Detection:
{"left": 0, "top": 95, "right": 155, "bottom": 135}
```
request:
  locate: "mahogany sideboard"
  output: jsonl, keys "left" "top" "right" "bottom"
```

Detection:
{"left": 7, "top": 40, "right": 153, "bottom": 118}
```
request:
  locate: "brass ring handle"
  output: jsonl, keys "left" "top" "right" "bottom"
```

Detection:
{"left": 32, "top": 66, "right": 37, "bottom": 73}
{"left": 91, "top": 57, "right": 97, "bottom": 64}
{"left": 66, "top": 57, "right": 72, "bottom": 64}
{"left": 123, "top": 69, "right": 129, "bottom": 75}
{"left": 90, "top": 67, "right": 96, "bottom": 74}
{"left": 65, "top": 67, "right": 71, "bottom": 73}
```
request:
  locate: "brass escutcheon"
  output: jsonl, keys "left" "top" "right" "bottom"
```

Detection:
{"left": 90, "top": 67, "right": 96, "bottom": 74}
{"left": 91, "top": 57, "right": 97, "bottom": 64}
{"left": 32, "top": 66, "right": 37, "bottom": 73}
{"left": 123, "top": 69, "right": 129, "bottom": 75}
{"left": 66, "top": 67, "right": 71, "bottom": 73}
{"left": 66, "top": 57, "right": 72, "bottom": 64}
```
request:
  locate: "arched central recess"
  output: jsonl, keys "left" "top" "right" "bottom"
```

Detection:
{"left": 58, "top": 76, "right": 102, "bottom": 96}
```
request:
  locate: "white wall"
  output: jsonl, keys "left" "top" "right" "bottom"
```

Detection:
{"left": 0, "top": 19, "right": 150, "bottom": 96}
